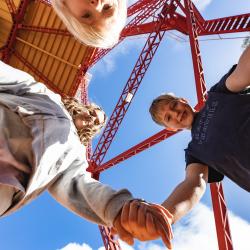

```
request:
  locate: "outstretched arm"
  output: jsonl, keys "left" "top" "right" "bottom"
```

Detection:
{"left": 162, "top": 163, "right": 208, "bottom": 224}
{"left": 226, "top": 45, "right": 250, "bottom": 92}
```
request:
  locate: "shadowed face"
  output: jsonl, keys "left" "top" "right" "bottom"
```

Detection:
{"left": 65, "top": 0, "right": 120, "bottom": 31}
{"left": 73, "top": 108, "right": 106, "bottom": 130}
{"left": 156, "top": 98, "right": 195, "bottom": 130}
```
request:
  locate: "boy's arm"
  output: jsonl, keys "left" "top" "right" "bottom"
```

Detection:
{"left": 226, "top": 46, "right": 250, "bottom": 92}
{"left": 162, "top": 163, "right": 208, "bottom": 224}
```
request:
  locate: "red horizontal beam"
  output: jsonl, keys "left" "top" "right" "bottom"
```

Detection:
{"left": 13, "top": 50, "right": 61, "bottom": 94}
{"left": 201, "top": 13, "right": 250, "bottom": 35}
{"left": 122, "top": 13, "right": 188, "bottom": 37}
{"left": 18, "top": 24, "right": 71, "bottom": 36}
{"left": 89, "top": 129, "right": 179, "bottom": 174}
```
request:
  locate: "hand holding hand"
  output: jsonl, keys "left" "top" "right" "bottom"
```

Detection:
{"left": 112, "top": 199, "right": 173, "bottom": 249}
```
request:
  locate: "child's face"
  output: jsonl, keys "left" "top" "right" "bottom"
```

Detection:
{"left": 73, "top": 109, "right": 106, "bottom": 130}
{"left": 65, "top": 0, "right": 119, "bottom": 30}
{"left": 156, "top": 99, "right": 194, "bottom": 130}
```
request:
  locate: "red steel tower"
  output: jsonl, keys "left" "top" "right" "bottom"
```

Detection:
{"left": 1, "top": 0, "right": 249, "bottom": 249}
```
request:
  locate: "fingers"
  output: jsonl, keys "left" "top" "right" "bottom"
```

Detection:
{"left": 115, "top": 220, "right": 134, "bottom": 245}
{"left": 113, "top": 210, "right": 134, "bottom": 245}
{"left": 156, "top": 219, "right": 173, "bottom": 249}
{"left": 146, "top": 204, "right": 173, "bottom": 239}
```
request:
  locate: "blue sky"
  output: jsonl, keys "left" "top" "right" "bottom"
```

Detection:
{"left": 1, "top": 1, "right": 250, "bottom": 250}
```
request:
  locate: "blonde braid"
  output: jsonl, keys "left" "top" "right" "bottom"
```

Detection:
{"left": 62, "top": 97, "right": 106, "bottom": 146}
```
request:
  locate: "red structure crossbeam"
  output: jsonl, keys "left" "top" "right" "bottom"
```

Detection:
{"left": 90, "top": 0, "right": 179, "bottom": 169}
{"left": 127, "top": 0, "right": 154, "bottom": 17}
{"left": 201, "top": 13, "right": 250, "bottom": 35}
{"left": 13, "top": 50, "right": 61, "bottom": 94}
{"left": 2, "top": 0, "right": 30, "bottom": 63}
{"left": 122, "top": 13, "right": 188, "bottom": 37}
{"left": 99, "top": 226, "right": 121, "bottom": 250}
{"left": 91, "top": 129, "right": 179, "bottom": 173}
{"left": 184, "top": 0, "right": 233, "bottom": 249}
{"left": 18, "top": 24, "right": 71, "bottom": 36}
{"left": 88, "top": 0, "right": 166, "bottom": 68}
{"left": 184, "top": 0, "right": 206, "bottom": 108}
{"left": 210, "top": 183, "right": 233, "bottom": 250}
{"left": 69, "top": 47, "right": 96, "bottom": 96}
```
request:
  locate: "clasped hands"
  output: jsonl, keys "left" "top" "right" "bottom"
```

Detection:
{"left": 112, "top": 199, "right": 173, "bottom": 249}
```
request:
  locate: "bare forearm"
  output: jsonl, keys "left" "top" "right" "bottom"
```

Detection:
{"left": 162, "top": 179, "right": 206, "bottom": 224}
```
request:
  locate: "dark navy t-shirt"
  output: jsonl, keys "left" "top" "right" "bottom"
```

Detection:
{"left": 185, "top": 65, "right": 250, "bottom": 192}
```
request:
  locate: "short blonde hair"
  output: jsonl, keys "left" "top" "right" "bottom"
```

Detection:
{"left": 62, "top": 97, "right": 107, "bottom": 146}
{"left": 149, "top": 93, "right": 178, "bottom": 126}
{"left": 51, "top": 0, "right": 127, "bottom": 49}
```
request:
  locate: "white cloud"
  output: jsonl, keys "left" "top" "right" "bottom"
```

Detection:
{"left": 57, "top": 242, "right": 92, "bottom": 250}
{"left": 58, "top": 203, "right": 250, "bottom": 250}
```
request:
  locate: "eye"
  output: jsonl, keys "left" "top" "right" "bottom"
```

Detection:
{"left": 103, "top": 4, "right": 112, "bottom": 11}
{"left": 81, "top": 12, "right": 92, "bottom": 19}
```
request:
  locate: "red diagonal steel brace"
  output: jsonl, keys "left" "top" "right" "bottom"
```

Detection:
{"left": 201, "top": 13, "right": 250, "bottom": 35}
{"left": 184, "top": 0, "right": 233, "bottom": 249}
{"left": 127, "top": 0, "right": 156, "bottom": 17}
{"left": 68, "top": 47, "right": 96, "bottom": 96}
{"left": 184, "top": 0, "right": 206, "bottom": 109}
{"left": 89, "top": 1, "right": 179, "bottom": 169}
{"left": 90, "top": 129, "right": 179, "bottom": 173}
{"left": 123, "top": 13, "right": 188, "bottom": 37}
{"left": 2, "top": 0, "right": 30, "bottom": 63}
{"left": 79, "top": 66, "right": 121, "bottom": 250}
{"left": 13, "top": 50, "right": 61, "bottom": 94}
{"left": 88, "top": 0, "right": 166, "bottom": 68}
{"left": 210, "top": 183, "right": 234, "bottom": 250}
{"left": 18, "top": 24, "right": 71, "bottom": 36}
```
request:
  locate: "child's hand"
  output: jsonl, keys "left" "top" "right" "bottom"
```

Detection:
{"left": 112, "top": 199, "right": 173, "bottom": 249}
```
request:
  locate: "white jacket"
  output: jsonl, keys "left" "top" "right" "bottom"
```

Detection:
{"left": 0, "top": 61, "right": 133, "bottom": 226}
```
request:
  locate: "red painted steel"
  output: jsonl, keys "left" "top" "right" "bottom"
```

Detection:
{"left": 210, "top": 183, "right": 233, "bottom": 250}
{"left": 80, "top": 76, "right": 121, "bottom": 250}
{"left": 13, "top": 50, "right": 61, "bottom": 94}
{"left": 69, "top": 47, "right": 96, "bottom": 96}
{"left": 90, "top": 129, "right": 179, "bottom": 173}
{"left": 184, "top": 0, "right": 207, "bottom": 109}
{"left": 2, "top": 0, "right": 30, "bottom": 63}
{"left": 184, "top": 0, "right": 233, "bottom": 249}
{"left": 88, "top": 0, "right": 165, "bottom": 68}
{"left": 3, "top": 0, "right": 248, "bottom": 249}
{"left": 90, "top": 1, "right": 176, "bottom": 170}
{"left": 201, "top": 13, "right": 250, "bottom": 35}
{"left": 18, "top": 24, "right": 71, "bottom": 36}
{"left": 99, "top": 226, "right": 121, "bottom": 250}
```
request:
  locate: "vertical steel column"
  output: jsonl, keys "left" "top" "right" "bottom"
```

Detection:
{"left": 184, "top": 0, "right": 233, "bottom": 249}
{"left": 184, "top": 0, "right": 206, "bottom": 110}
{"left": 79, "top": 74, "right": 121, "bottom": 250}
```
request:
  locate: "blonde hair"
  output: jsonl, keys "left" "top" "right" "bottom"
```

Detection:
{"left": 149, "top": 93, "right": 178, "bottom": 126}
{"left": 62, "top": 97, "right": 107, "bottom": 146}
{"left": 51, "top": 0, "right": 127, "bottom": 49}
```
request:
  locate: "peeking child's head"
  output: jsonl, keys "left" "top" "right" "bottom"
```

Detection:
{"left": 52, "top": 0, "right": 127, "bottom": 49}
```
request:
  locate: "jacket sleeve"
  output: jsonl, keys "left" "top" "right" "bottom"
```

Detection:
{"left": 0, "top": 60, "right": 51, "bottom": 95}
{"left": 48, "top": 163, "right": 134, "bottom": 227}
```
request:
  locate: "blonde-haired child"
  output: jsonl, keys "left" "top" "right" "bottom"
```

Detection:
{"left": 52, "top": 0, "right": 127, "bottom": 48}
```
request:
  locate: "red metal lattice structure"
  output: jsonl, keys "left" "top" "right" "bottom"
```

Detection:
{"left": 87, "top": 1, "right": 249, "bottom": 249}
{"left": 1, "top": 0, "right": 250, "bottom": 249}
